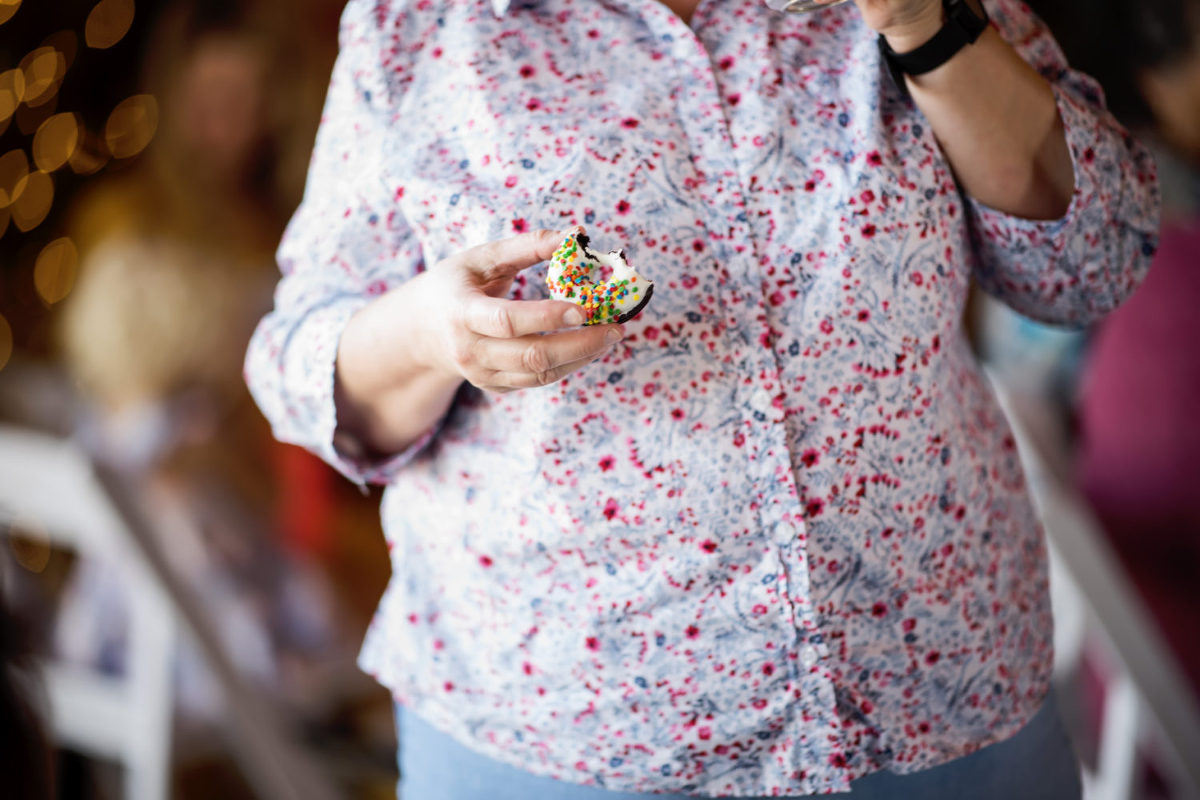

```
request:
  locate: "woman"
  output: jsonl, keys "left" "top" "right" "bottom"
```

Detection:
{"left": 246, "top": 0, "right": 1158, "bottom": 796}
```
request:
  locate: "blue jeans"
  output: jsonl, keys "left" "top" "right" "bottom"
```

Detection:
{"left": 396, "top": 691, "right": 1081, "bottom": 799}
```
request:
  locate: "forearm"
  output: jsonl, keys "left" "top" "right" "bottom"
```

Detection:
{"left": 334, "top": 273, "right": 462, "bottom": 458}
{"left": 887, "top": 24, "right": 1075, "bottom": 220}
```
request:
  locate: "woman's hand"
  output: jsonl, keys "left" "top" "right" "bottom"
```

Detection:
{"left": 416, "top": 228, "right": 624, "bottom": 393}
{"left": 334, "top": 228, "right": 622, "bottom": 456}
{"left": 815, "top": 0, "right": 1076, "bottom": 222}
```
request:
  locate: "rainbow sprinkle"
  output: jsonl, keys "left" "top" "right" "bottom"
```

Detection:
{"left": 547, "top": 229, "right": 654, "bottom": 325}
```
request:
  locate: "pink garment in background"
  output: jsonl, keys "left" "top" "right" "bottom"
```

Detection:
{"left": 1077, "top": 219, "right": 1200, "bottom": 693}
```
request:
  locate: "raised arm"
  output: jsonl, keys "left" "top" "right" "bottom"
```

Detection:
{"left": 857, "top": 0, "right": 1160, "bottom": 325}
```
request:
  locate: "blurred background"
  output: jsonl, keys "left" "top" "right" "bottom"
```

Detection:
{"left": 0, "top": 1, "right": 397, "bottom": 798}
{"left": 0, "top": 0, "right": 1197, "bottom": 798}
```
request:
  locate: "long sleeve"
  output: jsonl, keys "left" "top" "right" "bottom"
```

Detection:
{"left": 244, "top": 0, "right": 429, "bottom": 485}
{"left": 964, "top": 0, "right": 1160, "bottom": 327}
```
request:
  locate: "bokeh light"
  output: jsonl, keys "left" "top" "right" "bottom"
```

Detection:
{"left": 105, "top": 94, "right": 157, "bottom": 159}
{"left": 0, "top": 68, "right": 25, "bottom": 123}
{"left": 68, "top": 128, "right": 108, "bottom": 175}
{"left": 20, "top": 46, "right": 65, "bottom": 108}
{"left": 0, "top": 204, "right": 8, "bottom": 238}
{"left": 43, "top": 30, "right": 78, "bottom": 71}
{"left": 33, "top": 112, "right": 79, "bottom": 172}
{"left": 11, "top": 168, "right": 52, "bottom": 231}
{"left": 0, "top": 0, "right": 21, "bottom": 27}
{"left": 0, "top": 312, "right": 11, "bottom": 372}
{"left": 34, "top": 237, "right": 78, "bottom": 305}
{"left": 17, "top": 92, "right": 57, "bottom": 136}
{"left": 85, "top": 0, "right": 135, "bottom": 50}
{"left": 0, "top": 148, "right": 28, "bottom": 207}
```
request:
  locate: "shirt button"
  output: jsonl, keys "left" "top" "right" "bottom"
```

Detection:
{"left": 750, "top": 389, "right": 772, "bottom": 414}
{"left": 774, "top": 522, "right": 799, "bottom": 546}
{"left": 800, "top": 645, "right": 819, "bottom": 669}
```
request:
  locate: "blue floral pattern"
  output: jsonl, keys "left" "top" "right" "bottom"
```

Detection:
{"left": 244, "top": 0, "right": 1159, "bottom": 794}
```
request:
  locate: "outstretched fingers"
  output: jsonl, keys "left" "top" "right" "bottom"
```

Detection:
{"left": 461, "top": 296, "right": 587, "bottom": 339}
{"left": 476, "top": 325, "right": 623, "bottom": 380}
{"left": 436, "top": 225, "right": 619, "bottom": 392}
{"left": 487, "top": 350, "right": 616, "bottom": 391}
{"left": 454, "top": 228, "right": 569, "bottom": 286}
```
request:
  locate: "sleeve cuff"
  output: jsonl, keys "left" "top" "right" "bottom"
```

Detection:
{"left": 283, "top": 296, "right": 443, "bottom": 487}
{"left": 965, "top": 83, "right": 1092, "bottom": 251}
{"left": 961, "top": 80, "right": 1157, "bottom": 327}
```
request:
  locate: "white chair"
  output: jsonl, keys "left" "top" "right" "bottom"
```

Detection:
{"left": 0, "top": 424, "right": 341, "bottom": 800}
{"left": 0, "top": 424, "right": 174, "bottom": 800}
{"left": 990, "top": 376, "right": 1200, "bottom": 800}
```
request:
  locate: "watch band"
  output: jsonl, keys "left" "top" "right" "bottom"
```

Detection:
{"left": 878, "top": 0, "right": 990, "bottom": 92}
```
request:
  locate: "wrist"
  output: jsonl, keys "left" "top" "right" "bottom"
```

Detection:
{"left": 403, "top": 275, "right": 457, "bottom": 377}
{"left": 334, "top": 283, "right": 462, "bottom": 457}
{"left": 335, "top": 277, "right": 456, "bottom": 417}
{"left": 880, "top": 3, "right": 946, "bottom": 54}
{"left": 371, "top": 270, "right": 459, "bottom": 380}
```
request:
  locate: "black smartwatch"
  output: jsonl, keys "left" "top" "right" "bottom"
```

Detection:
{"left": 878, "top": 0, "right": 990, "bottom": 95}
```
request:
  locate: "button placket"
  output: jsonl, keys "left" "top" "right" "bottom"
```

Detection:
{"left": 693, "top": 21, "right": 840, "bottom": 692}
{"left": 619, "top": 4, "right": 843, "bottom": 774}
{"left": 639, "top": 8, "right": 790, "bottom": 466}
{"left": 799, "top": 643, "right": 820, "bottom": 670}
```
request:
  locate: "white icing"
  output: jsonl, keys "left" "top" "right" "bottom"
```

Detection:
{"left": 596, "top": 249, "right": 638, "bottom": 283}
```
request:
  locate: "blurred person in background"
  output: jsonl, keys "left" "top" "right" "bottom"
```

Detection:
{"left": 1, "top": 0, "right": 396, "bottom": 795}
{"left": 61, "top": 0, "right": 363, "bottom": 567}
{"left": 1056, "top": 0, "right": 1200, "bottom": 695}
{"left": 63, "top": 0, "right": 286, "bottom": 453}
{"left": 53, "top": 0, "right": 371, "bottom": 741}
{"left": 69, "top": 0, "right": 291, "bottom": 261}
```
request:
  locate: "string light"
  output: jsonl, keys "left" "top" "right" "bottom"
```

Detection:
{"left": 42, "top": 30, "right": 78, "bottom": 71}
{"left": 68, "top": 130, "right": 108, "bottom": 175}
{"left": 33, "top": 112, "right": 79, "bottom": 172}
{"left": 105, "top": 94, "right": 157, "bottom": 159}
{"left": 85, "top": 0, "right": 135, "bottom": 50}
{"left": 12, "top": 168, "right": 52, "bottom": 231}
{"left": 0, "top": 148, "right": 28, "bottom": 207}
{"left": 0, "top": 0, "right": 21, "bottom": 27}
{"left": 0, "top": 5, "right": 159, "bottom": 392}
{"left": 0, "top": 68, "right": 24, "bottom": 123}
{"left": 19, "top": 46, "right": 64, "bottom": 108}
{"left": 17, "top": 93, "right": 57, "bottom": 136}
{"left": 33, "top": 237, "right": 77, "bottom": 305}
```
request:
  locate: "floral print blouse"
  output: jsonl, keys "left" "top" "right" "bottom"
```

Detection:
{"left": 244, "top": 0, "right": 1159, "bottom": 794}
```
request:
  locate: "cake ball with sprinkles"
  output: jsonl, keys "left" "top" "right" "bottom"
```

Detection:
{"left": 547, "top": 228, "right": 654, "bottom": 325}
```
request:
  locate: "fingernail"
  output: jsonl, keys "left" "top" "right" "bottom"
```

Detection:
{"left": 563, "top": 308, "right": 585, "bottom": 327}
{"left": 605, "top": 326, "right": 624, "bottom": 345}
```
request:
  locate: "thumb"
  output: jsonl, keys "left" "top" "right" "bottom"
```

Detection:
{"left": 454, "top": 227, "right": 574, "bottom": 287}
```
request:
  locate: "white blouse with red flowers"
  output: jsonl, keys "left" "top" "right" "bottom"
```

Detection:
{"left": 245, "top": 0, "right": 1158, "bottom": 794}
